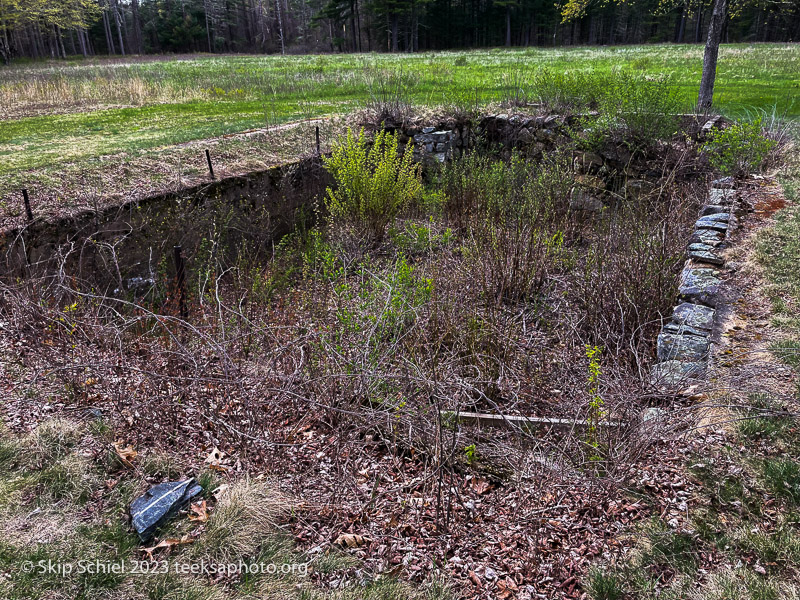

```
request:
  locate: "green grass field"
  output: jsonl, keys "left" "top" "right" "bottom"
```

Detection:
{"left": 0, "top": 44, "right": 798, "bottom": 191}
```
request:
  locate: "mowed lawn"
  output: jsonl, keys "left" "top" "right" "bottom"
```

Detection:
{"left": 0, "top": 44, "right": 798, "bottom": 180}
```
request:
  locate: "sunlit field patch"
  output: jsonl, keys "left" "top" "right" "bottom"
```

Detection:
{"left": 0, "top": 44, "right": 797, "bottom": 185}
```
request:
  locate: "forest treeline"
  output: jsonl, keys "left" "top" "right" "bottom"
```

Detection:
{"left": 0, "top": 0, "right": 798, "bottom": 63}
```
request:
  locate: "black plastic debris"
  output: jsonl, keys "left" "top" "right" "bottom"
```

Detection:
{"left": 130, "top": 478, "right": 203, "bottom": 541}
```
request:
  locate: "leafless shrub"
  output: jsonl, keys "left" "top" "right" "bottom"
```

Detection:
{"left": 573, "top": 180, "right": 699, "bottom": 360}
{"left": 363, "top": 69, "right": 414, "bottom": 128}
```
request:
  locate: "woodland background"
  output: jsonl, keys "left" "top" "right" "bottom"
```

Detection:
{"left": 0, "top": 0, "right": 798, "bottom": 63}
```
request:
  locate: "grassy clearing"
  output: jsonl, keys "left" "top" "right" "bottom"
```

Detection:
{"left": 757, "top": 144, "right": 800, "bottom": 376}
{"left": 0, "top": 44, "right": 798, "bottom": 187}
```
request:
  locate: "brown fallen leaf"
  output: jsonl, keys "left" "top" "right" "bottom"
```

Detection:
{"left": 204, "top": 447, "right": 229, "bottom": 472}
{"left": 497, "top": 577, "right": 518, "bottom": 599}
{"left": 468, "top": 570, "right": 482, "bottom": 588}
{"left": 112, "top": 441, "right": 137, "bottom": 468}
{"left": 471, "top": 477, "right": 491, "bottom": 495}
{"left": 141, "top": 535, "right": 194, "bottom": 560}
{"left": 334, "top": 533, "right": 372, "bottom": 548}
{"left": 189, "top": 500, "right": 209, "bottom": 523}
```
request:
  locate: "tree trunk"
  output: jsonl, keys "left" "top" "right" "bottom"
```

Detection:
{"left": 391, "top": 13, "right": 399, "bottom": 51}
{"left": 505, "top": 5, "right": 511, "bottom": 46}
{"left": 47, "top": 25, "right": 56, "bottom": 57}
{"left": 103, "top": 6, "right": 116, "bottom": 54}
{"left": 56, "top": 26, "right": 67, "bottom": 58}
{"left": 349, "top": 0, "right": 358, "bottom": 51}
{"left": 694, "top": 6, "right": 703, "bottom": 43}
{"left": 205, "top": 0, "right": 214, "bottom": 52}
{"left": 676, "top": 2, "right": 687, "bottom": 43}
{"left": 112, "top": 0, "right": 126, "bottom": 55}
{"left": 698, "top": 0, "right": 727, "bottom": 109}
{"left": 77, "top": 27, "right": 87, "bottom": 56}
{"left": 355, "top": 0, "right": 363, "bottom": 52}
{"left": 85, "top": 28, "right": 95, "bottom": 55}
{"left": 131, "top": 0, "right": 143, "bottom": 53}
{"left": 67, "top": 29, "right": 77, "bottom": 56}
{"left": 275, "top": 0, "right": 285, "bottom": 54}
{"left": 411, "top": 0, "right": 418, "bottom": 51}
{"left": 0, "top": 20, "right": 11, "bottom": 64}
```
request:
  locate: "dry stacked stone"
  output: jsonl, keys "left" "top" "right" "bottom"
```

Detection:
{"left": 651, "top": 175, "right": 738, "bottom": 390}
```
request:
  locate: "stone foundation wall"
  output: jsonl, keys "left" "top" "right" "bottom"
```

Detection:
{"left": 650, "top": 176, "right": 739, "bottom": 390}
{"left": 0, "top": 157, "right": 330, "bottom": 282}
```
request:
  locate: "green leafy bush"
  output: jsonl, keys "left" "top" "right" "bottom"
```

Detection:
{"left": 389, "top": 218, "right": 453, "bottom": 255}
{"left": 323, "top": 128, "right": 422, "bottom": 244}
{"left": 590, "top": 72, "right": 681, "bottom": 152}
{"left": 702, "top": 118, "right": 777, "bottom": 177}
{"left": 332, "top": 256, "right": 433, "bottom": 343}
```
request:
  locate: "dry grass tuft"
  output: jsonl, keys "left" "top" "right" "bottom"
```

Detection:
{"left": 0, "top": 504, "right": 83, "bottom": 547}
{"left": 22, "top": 417, "right": 82, "bottom": 468}
{"left": 193, "top": 479, "right": 294, "bottom": 562}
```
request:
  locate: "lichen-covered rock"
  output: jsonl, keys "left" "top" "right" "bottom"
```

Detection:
{"left": 700, "top": 204, "right": 726, "bottom": 216}
{"left": 688, "top": 242, "right": 716, "bottom": 253}
{"left": 624, "top": 179, "right": 655, "bottom": 198}
{"left": 569, "top": 188, "right": 603, "bottom": 212}
{"left": 579, "top": 152, "right": 603, "bottom": 168}
{"left": 700, "top": 212, "right": 730, "bottom": 223}
{"left": 516, "top": 128, "right": 534, "bottom": 144}
{"left": 663, "top": 321, "right": 711, "bottom": 338}
{"left": 708, "top": 188, "right": 735, "bottom": 204}
{"left": 650, "top": 360, "right": 706, "bottom": 387}
{"left": 695, "top": 213, "right": 730, "bottom": 232}
{"left": 689, "top": 248, "right": 724, "bottom": 266}
{"left": 689, "top": 228, "right": 725, "bottom": 247}
{"left": 671, "top": 302, "right": 715, "bottom": 330}
{"left": 679, "top": 267, "right": 721, "bottom": 306}
{"left": 657, "top": 332, "right": 710, "bottom": 362}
